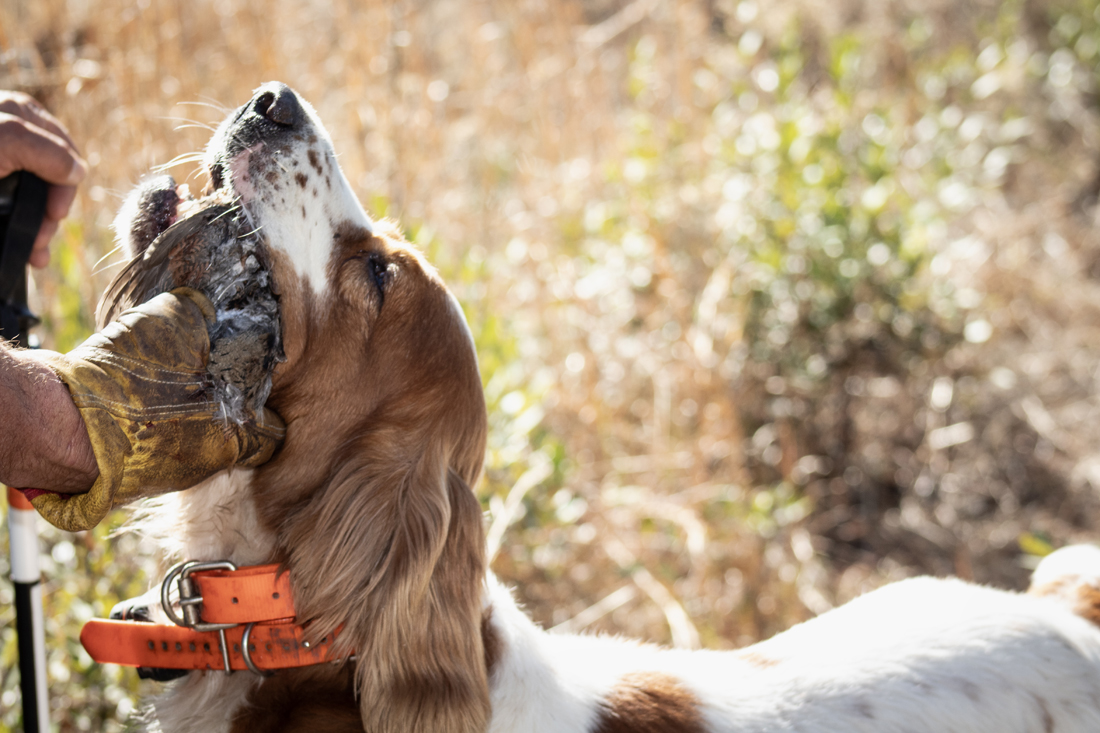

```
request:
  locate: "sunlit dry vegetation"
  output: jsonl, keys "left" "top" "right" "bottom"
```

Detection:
{"left": 5, "top": 0, "right": 1100, "bottom": 728}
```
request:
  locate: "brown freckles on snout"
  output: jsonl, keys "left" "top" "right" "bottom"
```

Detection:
{"left": 307, "top": 148, "right": 324, "bottom": 176}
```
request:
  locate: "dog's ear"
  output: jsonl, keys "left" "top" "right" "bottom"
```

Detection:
{"left": 283, "top": 427, "right": 490, "bottom": 733}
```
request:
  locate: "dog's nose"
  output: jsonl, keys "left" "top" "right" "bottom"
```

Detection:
{"left": 252, "top": 83, "right": 301, "bottom": 127}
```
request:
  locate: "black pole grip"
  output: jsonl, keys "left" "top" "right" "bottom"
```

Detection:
{"left": 1, "top": 172, "right": 50, "bottom": 729}
{"left": 0, "top": 171, "right": 48, "bottom": 346}
{"left": 14, "top": 581, "right": 44, "bottom": 733}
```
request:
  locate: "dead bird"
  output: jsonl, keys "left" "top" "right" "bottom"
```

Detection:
{"left": 99, "top": 174, "right": 282, "bottom": 424}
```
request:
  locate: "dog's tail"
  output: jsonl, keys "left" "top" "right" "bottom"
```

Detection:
{"left": 1028, "top": 545, "right": 1100, "bottom": 627}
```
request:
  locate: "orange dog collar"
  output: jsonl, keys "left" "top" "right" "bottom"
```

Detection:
{"left": 80, "top": 560, "right": 348, "bottom": 675}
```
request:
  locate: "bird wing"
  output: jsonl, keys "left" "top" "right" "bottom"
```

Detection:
{"left": 96, "top": 204, "right": 234, "bottom": 328}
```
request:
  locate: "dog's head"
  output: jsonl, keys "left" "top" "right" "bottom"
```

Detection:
{"left": 197, "top": 83, "right": 487, "bottom": 481}
{"left": 111, "top": 83, "right": 490, "bottom": 730}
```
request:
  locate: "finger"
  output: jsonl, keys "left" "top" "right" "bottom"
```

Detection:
{"left": 0, "top": 116, "right": 87, "bottom": 185}
{"left": 30, "top": 220, "right": 58, "bottom": 269}
{"left": 0, "top": 94, "right": 80, "bottom": 151}
{"left": 27, "top": 185, "right": 79, "bottom": 269}
{"left": 46, "top": 183, "right": 78, "bottom": 222}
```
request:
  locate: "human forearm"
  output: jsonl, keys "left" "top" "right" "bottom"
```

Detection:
{"left": 0, "top": 341, "right": 98, "bottom": 493}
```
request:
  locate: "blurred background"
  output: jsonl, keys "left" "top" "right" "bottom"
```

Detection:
{"left": 4, "top": 0, "right": 1100, "bottom": 728}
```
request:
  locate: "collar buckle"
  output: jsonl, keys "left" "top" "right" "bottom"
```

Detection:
{"left": 160, "top": 560, "right": 239, "bottom": 674}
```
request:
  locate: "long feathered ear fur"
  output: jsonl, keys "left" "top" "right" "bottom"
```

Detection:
{"left": 281, "top": 422, "right": 490, "bottom": 733}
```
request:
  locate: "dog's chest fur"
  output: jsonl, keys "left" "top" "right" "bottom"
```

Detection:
{"left": 128, "top": 471, "right": 272, "bottom": 733}
{"left": 134, "top": 469, "right": 274, "bottom": 567}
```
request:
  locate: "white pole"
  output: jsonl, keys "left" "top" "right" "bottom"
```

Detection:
{"left": 7, "top": 486, "right": 49, "bottom": 733}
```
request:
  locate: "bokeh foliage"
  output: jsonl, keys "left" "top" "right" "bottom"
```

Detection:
{"left": 6, "top": 0, "right": 1100, "bottom": 729}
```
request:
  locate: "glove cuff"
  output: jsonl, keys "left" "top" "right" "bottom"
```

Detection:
{"left": 28, "top": 407, "right": 130, "bottom": 531}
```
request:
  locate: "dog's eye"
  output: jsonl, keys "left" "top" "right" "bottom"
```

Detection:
{"left": 367, "top": 253, "right": 391, "bottom": 294}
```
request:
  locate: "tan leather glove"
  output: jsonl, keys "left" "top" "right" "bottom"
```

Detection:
{"left": 28, "top": 288, "right": 284, "bottom": 531}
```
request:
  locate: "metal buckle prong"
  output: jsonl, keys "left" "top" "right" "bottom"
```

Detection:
{"left": 161, "top": 560, "right": 240, "bottom": 674}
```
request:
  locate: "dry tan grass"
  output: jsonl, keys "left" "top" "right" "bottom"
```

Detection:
{"left": 5, "top": 0, "right": 1100, "bottom": 728}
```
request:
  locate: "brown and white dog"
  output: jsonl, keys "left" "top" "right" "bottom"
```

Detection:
{"left": 108, "top": 83, "right": 1100, "bottom": 733}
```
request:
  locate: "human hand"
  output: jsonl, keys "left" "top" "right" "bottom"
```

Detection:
{"left": 0, "top": 90, "right": 88, "bottom": 267}
{"left": 26, "top": 288, "right": 285, "bottom": 531}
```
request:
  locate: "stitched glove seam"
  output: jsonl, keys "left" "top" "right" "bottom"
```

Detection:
{"left": 69, "top": 394, "right": 213, "bottom": 418}
{"left": 77, "top": 350, "right": 208, "bottom": 383}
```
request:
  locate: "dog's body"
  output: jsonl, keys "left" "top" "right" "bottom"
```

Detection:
{"left": 109, "top": 83, "right": 1100, "bottom": 733}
